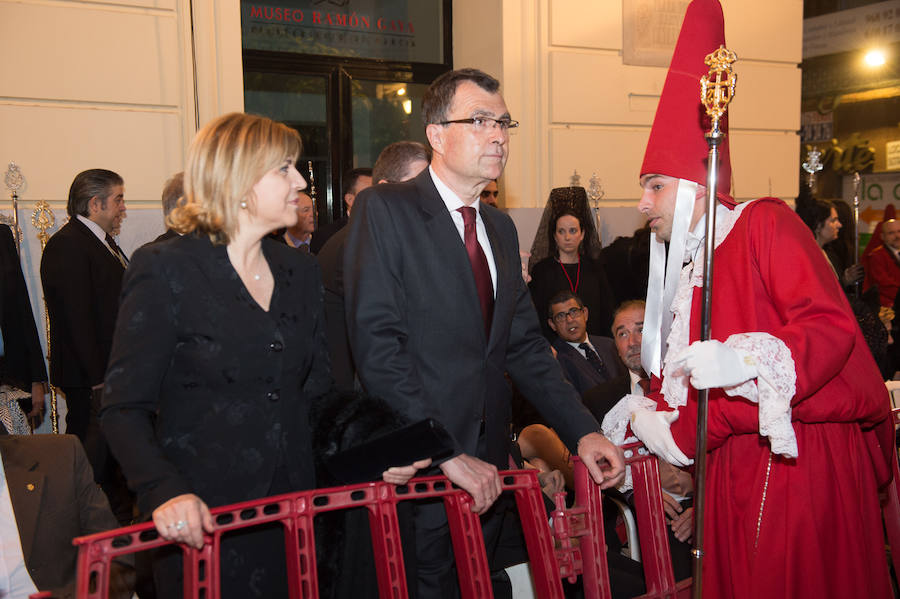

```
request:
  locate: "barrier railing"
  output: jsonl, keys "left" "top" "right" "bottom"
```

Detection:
{"left": 69, "top": 443, "right": 691, "bottom": 599}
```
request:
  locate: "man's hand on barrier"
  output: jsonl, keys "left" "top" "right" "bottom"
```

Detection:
{"left": 670, "top": 506, "right": 694, "bottom": 543}
{"left": 439, "top": 453, "right": 502, "bottom": 515}
{"left": 382, "top": 458, "right": 433, "bottom": 485}
{"left": 576, "top": 432, "right": 625, "bottom": 490}
{"left": 152, "top": 493, "right": 214, "bottom": 549}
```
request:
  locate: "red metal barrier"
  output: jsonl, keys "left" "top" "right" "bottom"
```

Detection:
{"left": 71, "top": 446, "right": 691, "bottom": 599}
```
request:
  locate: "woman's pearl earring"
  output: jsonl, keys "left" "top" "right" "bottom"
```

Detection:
{"left": 240, "top": 201, "right": 247, "bottom": 209}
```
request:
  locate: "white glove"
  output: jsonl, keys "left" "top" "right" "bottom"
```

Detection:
{"left": 630, "top": 409, "right": 693, "bottom": 467}
{"left": 669, "top": 340, "right": 757, "bottom": 390}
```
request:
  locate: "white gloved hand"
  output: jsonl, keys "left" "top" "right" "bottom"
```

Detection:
{"left": 630, "top": 409, "right": 693, "bottom": 467}
{"left": 669, "top": 340, "right": 757, "bottom": 390}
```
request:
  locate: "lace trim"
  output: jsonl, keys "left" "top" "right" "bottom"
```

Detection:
{"left": 660, "top": 201, "right": 751, "bottom": 409}
{"left": 601, "top": 394, "right": 657, "bottom": 491}
{"left": 724, "top": 333, "right": 798, "bottom": 458}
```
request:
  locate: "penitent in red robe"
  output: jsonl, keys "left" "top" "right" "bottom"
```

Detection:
{"left": 654, "top": 198, "right": 892, "bottom": 598}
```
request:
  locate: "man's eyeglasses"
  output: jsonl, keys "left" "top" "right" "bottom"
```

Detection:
{"left": 438, "top": 117, "right": 520, "bottom": 131}
{"left": 480, "top": 190, "right": 499, "bottom": 198}
{"left": 551, "top": 307, "right": 585, "bottom": 323}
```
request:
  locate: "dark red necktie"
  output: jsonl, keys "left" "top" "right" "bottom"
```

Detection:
{"left": 639, "top": 378, "right": 651, "bottom": 395}
{"left": 458, "top": 206, "right": 494, "bottom": 337}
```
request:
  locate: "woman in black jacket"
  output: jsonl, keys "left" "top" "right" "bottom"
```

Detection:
{"left": 101, "top": 113, "right": 423, "bottom": 597}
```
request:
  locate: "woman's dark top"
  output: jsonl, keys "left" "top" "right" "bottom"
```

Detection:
{"left": 100, "top": 233, "right": 331, "bottom": 514}
{"left": 529, "top": 255, "right": 617, "bottom": 339}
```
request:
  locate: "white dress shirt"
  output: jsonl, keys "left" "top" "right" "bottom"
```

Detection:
{"left": 0, "top": 458, "right": 39, "bottom": 598}
{"left": 429, "top": 167, "right": 498, "bottom": 296}
{"left": 629, "top": 370, "right": 645, "bottom": 396}
{"left": 565, "top": 338, "right": 592, "bottom": 359}
{"left": 76, "top": 215, "right": 120, "bottom": 259}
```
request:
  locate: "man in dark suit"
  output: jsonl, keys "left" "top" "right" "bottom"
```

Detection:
{"left": 344, "top": 68, "right": 624, "bottom": 596}
{"left": 548, "top": 290, "right": 623, "bottom": 395}
{"left": 318, "top": 143, "right": 429, "bottom": 391}
{"left": 149, "top": 171, "right": 182, "bottom": 245}
{"left": 309, "top": 167, "right": 372, "bottom": 254}
{"left": 0, "top": 429, "right": 133, "bottom": 598}
{"left": 0, "top": 225, "right": 47, "bottom": 430}
{"left": 40, "top": 168, "right": 130, "bottom": 521}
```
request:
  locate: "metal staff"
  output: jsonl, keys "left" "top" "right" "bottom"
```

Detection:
{"left": 32, "top": 199, "right": 59, "bottom": 433}
{"left": 852, "top": 172, "right": 862, "bottom": 297}
{"left": 692, "top": 45, "right": 737, "bottom": 599}
{"left": 801, "top": 149, "right": 823, "bottom": 194}
{"left": 307, "top": 160, "right": 318, "bottom": 229}
{"left": 4, "top": 163, "right": 24, "bottom": 255}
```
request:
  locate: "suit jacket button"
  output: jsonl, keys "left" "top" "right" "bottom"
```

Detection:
{"left": 269, "top": 341, "right": 283, "bottom": 352}
{"left": 267, "top": 390, "right": 280, "bottom": 402}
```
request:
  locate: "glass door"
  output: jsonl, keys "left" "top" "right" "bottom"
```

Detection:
{"left": 244, "top": 70, "right": 335, "bottom": 227}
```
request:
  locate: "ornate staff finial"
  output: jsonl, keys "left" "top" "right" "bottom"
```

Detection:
{"left": 802, "top": 149, "right": 824, "bottom": 190}
{"left": 31, "top": 200, "right": 55, "bottom": 250}
{"left": 587, "top": 173, "right": 605, "bottom": 206}
{"left": 307, "top": 160, "right": 318, "bottom": 227}
{"left": 569, "top": 169, "right": 581, "bottom": 188}
{"left": 700, "top": 45, "right": 738, "bottom": 135}
{"left": 3, "top": 162, "right": 25, "bottom": 253}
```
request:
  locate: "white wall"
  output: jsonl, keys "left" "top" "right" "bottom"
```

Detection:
{"left": 453, "top": 0, "right": 803, "bottom": 252}
{"left": 0, "top": 0, "right": 243, "bottom": 431}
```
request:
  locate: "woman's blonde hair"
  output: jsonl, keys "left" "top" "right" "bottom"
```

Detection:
{"left": 168, "top": 112, "right": 302, "bottom": 243}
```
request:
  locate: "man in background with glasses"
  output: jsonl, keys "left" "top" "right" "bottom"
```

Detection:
{"left": 547, "top": 290, "right": 623, "bottom": 396}
{"left": 344, "top": 67, "right": 624, "bottom": 597}
{"left": 480, "top": 179, "right": 499, "bottom": 207}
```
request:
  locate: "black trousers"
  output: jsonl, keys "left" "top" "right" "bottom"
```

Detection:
{"left": 63, "top": 386, "right": 134, "bottom": 523}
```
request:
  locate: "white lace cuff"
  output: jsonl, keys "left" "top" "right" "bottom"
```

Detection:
{"left": 601, "top": 394, "right": 658, "bottom": 445}
{"left": 601, "top": 394, "right": 658, "bottom": 492}
{"left": 723, "top": 332, "right": 798, "bottom": 458}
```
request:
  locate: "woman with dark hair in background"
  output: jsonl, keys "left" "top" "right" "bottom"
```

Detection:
{"left": 795, "top": 187, "right": 890, "bottom": 378}
{"left": 528, "top": 186, "right": 616, "bottom": 339}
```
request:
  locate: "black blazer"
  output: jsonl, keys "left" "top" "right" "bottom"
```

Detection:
{"left": 316, "top": 225, "right": 356, "bottom": 391}
{"left": 0, "top": 433, "right": 132, "bottom": 598}
{"left": 0, "top": 225, "right": 47, "bottom": 391}
{"left": 343, "top": 170, "right": 600, "bottom": 468}
{"left": 40, "top": 218, "right": 124, "bottom": 388}
{"left": 582, "top": 372, "right": 632, "bottom": 425}
{"left": 551, "top": 334, "right": 624, "bottom": 396}
{"left": 147, "top": 228, "right": 179, "bottom": 246}
{"left": 310, "top": 217, "right": 347, "bottom": 255}
{"left": 100, "top": 234, "right": 331, "bottom": 513}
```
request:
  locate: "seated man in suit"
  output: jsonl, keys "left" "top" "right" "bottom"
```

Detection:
{"left": 0, "top": 427, "right": 133, "bottom": 598}
{"left": 547, "top": 290, "right": 624, "bottom": 395}
{"left": 517, "top": 291, "right": 622, "bottom": 486}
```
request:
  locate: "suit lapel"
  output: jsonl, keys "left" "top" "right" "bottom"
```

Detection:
{"left": 415, "top": 174, "right": 487, "bottom": 344}
{"left": 2, "top": 439, "right": 45, "bottom": 564}
{"left": 480, "top": 209, "right": 509, "bottom": 351}
{"left": 70, "top": 218, "right": 125, "bottom": 272}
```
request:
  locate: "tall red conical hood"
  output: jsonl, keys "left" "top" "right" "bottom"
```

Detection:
{"left": 641, "top": 0, "right": 731, "bottom": 196}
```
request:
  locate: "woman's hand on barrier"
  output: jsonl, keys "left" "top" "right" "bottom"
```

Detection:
{"left": 382, "top": 458, "right": 433, "bottom": 485}
{"left": 152, "top": 493, "right": 214, "bottom": 549}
